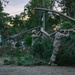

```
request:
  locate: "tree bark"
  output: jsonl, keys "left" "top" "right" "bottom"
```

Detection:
{"left": 34, "top": 8, "right": 75, "bottom": 23}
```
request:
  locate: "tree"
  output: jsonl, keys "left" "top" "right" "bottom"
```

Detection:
{"left": 0, "top": 0, "right": 10, "bottom": 38}
{"left": 24, "top": 0, "right": 52, "bottom": 29}
{"left": 52, "top": 0, "right": 75, "bottom": 18}
{"left": 0, "top": 0, "right": 9, "bottom": 7}
{"left": 61, "top": 0, "right": 75, "bottom": 18}
{"left": 0, "top": 1, "right": 4, "bottom": 34}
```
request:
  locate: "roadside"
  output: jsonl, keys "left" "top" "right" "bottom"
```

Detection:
{"left": 0, "top": 57, "right": 75, "bottom": 75}
{"left": 0, "top": 66, "right": 75, "bottom": 75}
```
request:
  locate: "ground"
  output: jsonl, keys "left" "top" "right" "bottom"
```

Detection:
{"left": 0, "top": 66, "right": 75, "bottom": 75}
{"left": 0, "top": 57, "right": 75, "bottom": 75}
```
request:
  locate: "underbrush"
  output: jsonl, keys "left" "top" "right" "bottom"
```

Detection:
{"left": 1, "top": 33, "right": 75, "bottom": 66}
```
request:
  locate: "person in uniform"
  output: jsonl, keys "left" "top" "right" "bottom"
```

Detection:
{"left": 32, "top": 30, "right": 40, "bottom": 47}
{"left": 48, "top": 26, "right": 69, "bottom": 66}
{"left": 10, "top": 39, "right": 16, "bottom": 48}
{"left": 31, "top": 29, "right": 43, "bottom": 57}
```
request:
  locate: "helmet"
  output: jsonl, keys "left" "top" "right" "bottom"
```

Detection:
{"left": 56, "top": 26, "right": 61, "bottom": 31}
{"left": 32, "top": 30, "right": 36, "bottom": 33}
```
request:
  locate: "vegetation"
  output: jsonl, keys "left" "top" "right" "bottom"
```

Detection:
{"left": 0, "top": 0, "right": 75, "bottom": 66}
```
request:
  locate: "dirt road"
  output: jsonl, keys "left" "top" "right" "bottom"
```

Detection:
{"left": 0, "top": 66, "right": 75, "bottom": 75}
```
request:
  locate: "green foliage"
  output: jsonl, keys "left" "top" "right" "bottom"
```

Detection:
{"left": 0, "top": 1, "right": 3, "bottom": 12}
{"left": 1, "top": 0, "right": 75, "bottom": 66}
{"left": 24, "top": 0, "right": 52, "bottom": 29}
{"left": 2, "top": 32, "right": 75, "bottom": 66}
{"left": 56, "top": 32, "right": 75, "bottom": 66}
{"left": 31, "top": 37, "right": 53, "bottom": 62}
{"left": 41, "top": 37, "right": 53, "bottom": 61}
{"left": 24, "top": 35, "right": 32, "bottom": 46}
{"left": 61, "top": 21, "right": 73, "bottom": 29}
{"left": 4, "top": 56, "right": 16, "bottom": 65}
{"left": 4, "top": 59, "right": 10, "bottom": 65}
{"left": 60, "top": 0, "right": 75, "bottom": 17}
{"left": 31, "top": 29, "right": 75, "bottom": 66}
{"left": 31, "top": 40, "right": 44, "bottom": 58}
{"left": 21, "top": 53, "right": 33, "bottom": 66}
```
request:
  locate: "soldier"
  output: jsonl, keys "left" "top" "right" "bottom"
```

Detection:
{"left": 31, "top": 29, "right": 42, "bottom": 58}
{"left": 21, "top": 41, "right": 25, "bottom": 49}
{"left": 10, "top": 39, "right": 16, "bottom": 48}
{"left": 32, "top": 30, "right": 41, "bottom": 47}
{"left": 48, "top": 26, "right": 69, "bottom": 66}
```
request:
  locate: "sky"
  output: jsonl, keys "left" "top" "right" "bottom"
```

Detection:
{"left": 4, "top": 0, "right": 30, "bottom": 16}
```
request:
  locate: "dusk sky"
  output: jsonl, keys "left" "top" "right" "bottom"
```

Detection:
{"left": 4, "top": 0, "right": 30, "bottom": 16}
